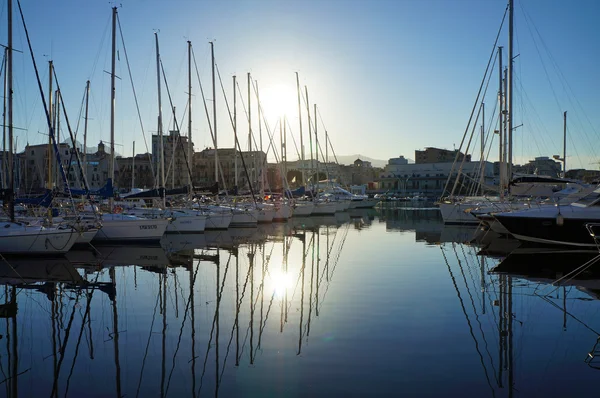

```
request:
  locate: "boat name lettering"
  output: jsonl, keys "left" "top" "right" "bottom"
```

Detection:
{"left": 139, "top": 225, "right": 158, "bottom": 230}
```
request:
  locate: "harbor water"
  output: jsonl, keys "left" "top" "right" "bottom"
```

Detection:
{"left": 1, "top": 203, "right": 599, "bottom": 397}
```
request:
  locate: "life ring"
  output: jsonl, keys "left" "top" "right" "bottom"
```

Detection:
{"left": 113, "top": 206, "right": 123, "bottom": 214}
{"left": 77, "top": 203, "right": 84, "bottom": 211}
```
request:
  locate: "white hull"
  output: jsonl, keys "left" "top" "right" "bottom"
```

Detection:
{"left": 166, "top": 213, "right": 207, "bottom": 233}
{"left": 230, "top": 208, "right": 258, "bottom": 227}
{"left": 438, "top": 202, "right": 480, "bottom": 224}
{"left": 205, "top": 212, "right": 233, "bottom": 230}
{"left": 334, "top": 201, "right": 346, "bottom": 212}
{"left": 257, "top": 206, "right": 275, "bottom": 223}
{"left": 273, "top": 204, "right": 292, "bottom": 221}
{"left": 312, "top": 202, "right": 337, "bottom": 215}
{"left": 292, "top": 203, "right": 314, "bottom": 217}
{"left": 94, "top": 214, "right": 168, "bottom": 242}
{"left": 0, "top": 222, "right": 79, "bottom": 255}
{"left": 75, "top": 229, "right": 99, "bottom": 244}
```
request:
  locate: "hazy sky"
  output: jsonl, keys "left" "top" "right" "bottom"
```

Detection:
{"left": 2, "top": 0, "right": 599, "bottom": 169}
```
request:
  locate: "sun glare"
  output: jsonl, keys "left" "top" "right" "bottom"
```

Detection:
{"left": 269, "top": 269, "right": 292, "bottom": 298}
{"left": 258, "top": 84, "right": 298, "bottom": 123}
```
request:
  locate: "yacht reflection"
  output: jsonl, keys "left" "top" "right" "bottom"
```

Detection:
{"left": 0, "top": 216, "right": 350, "bottom": 397}
{"left": 442, "top": 241, "right": 600, "bottom": 395}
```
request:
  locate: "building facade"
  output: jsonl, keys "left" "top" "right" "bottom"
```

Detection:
{"left": 379, "top": 159, "right": 495, "bottom": 197}
{"left": 152, "top": 131, "right": 193, "bottom": 189}
{"left": 415, "top": 147, "right": 471, "bottom": 164}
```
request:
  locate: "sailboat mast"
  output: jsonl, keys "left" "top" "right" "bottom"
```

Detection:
{"left": 187, "top": 41, "right": 192, "bottom": 189}
{"left": 233, "top": 75, "right": 238, "bottom": 190}
{"left": 498, "top": 46, "right": 504, "bottom": 199}
{"left": 295, "top": 72, "right": 306, "bottom": 187}
{"left": 109, "top": 6, "right": 117, "bottom": 211}
{"left": 256, "top": 81, "right": 263, "bottom": 195}
{"left": 563, "top": 111, "right": 567, "bottom": 177}
{"left": 7, "top": 0, "right": 14, "bottom": 221}
{"left": 47, "top": 61, "right": 53, "bottom": 190}
{"left": 211, "top": 42, "right": 218, "bottom": 188}
{"left": 2, "top": 48, "right": 6, "bottom": 190}
{"left": 171, "top": 106, "right": 176, "bottom": 189}
{"left": 132, "top": 141, "right": 135, "bottom": 191}
{"left": 305, "top": 86, "right": 313, "bottom": 197}
{"left": 247, "top": 72, "right": 252, "bottom": 187}
{"left": 155, "top": 32, "right": 165, "bottom": 206}
{"left": 480, "top": 102, "right": 485, "bottom": 195}
{"left": 507, "top": 0, "right": 514, "bottom": 182}
{"left": 83, "top": 80, "right": 90, "bottom": 181}
{"left": 314, "top": 103, "right": 319, "bottom": 191}
{"left": 283, "top": 116, "right": 288, "bottom": 194}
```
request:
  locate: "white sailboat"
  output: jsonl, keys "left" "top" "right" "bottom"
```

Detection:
{"left": 92, "top": 8, "right": 168, "bottom": 243}
{"left": 0, "top": 0, "right": 79, "bottom": 255}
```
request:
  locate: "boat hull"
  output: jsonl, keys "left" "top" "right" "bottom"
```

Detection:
{"left": 312, "top": 202, "right": 337, "bottom": 215}
{"left": 93, "top": 214, "right": 169, "bottom": 243}
{"left": 0, "top": 223, "right": 79, "bottom": 255}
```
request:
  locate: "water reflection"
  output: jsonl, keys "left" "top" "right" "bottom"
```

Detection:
{"left": 4, "top": 208, "right": 600, "bottom": 396}
{"left": 0, "top": 215, "right": 353, "bottom": 397}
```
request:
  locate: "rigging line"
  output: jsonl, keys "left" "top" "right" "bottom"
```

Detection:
{"left": 442, "top": 4, "right": 508, "bottom": 198}
{"left": 88, "top": 12, "right": 111, "bottom": 81}
{"left": 457, "top": 245, "right": 499, "bottom": 380}
{"left": 134, "top": 283, "right": 161, "bottom": 398}
{"left": 158, "top": 58, "right": 196, "bottom": 190}
{"left": 441, "top": 246, "right": 497, "bottom": 396}
{"left": 116, "top": 14, "right": 156, "bottom": 185}
{"left": 284, "top": 117, "right": 302, "bottom": 162}
{"left": 63, "top": 273, "right": 102, "bottom": 397}
{"left": 216, "top": 64, "right": 263, "bottom": 198}
{"left": 49, "top": 289, "right": 83, "bottom": 398}
{"left": 164, "top": 260, "right": 201, "bottom": 396}
{"left": 197, "top": 252, "right": 232, "bottom": 397}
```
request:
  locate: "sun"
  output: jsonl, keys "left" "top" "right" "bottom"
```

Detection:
{"left": 258, "top": 83, "right": 298, "bottom": 124}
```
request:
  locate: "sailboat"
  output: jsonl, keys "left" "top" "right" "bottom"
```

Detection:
{"left": 0, "top": 0, "right": 80, "bottom": 254}
{"left": 92, "top": 7, "right": 168, "bottom": 243}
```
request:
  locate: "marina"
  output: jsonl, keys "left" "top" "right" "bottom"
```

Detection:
{"left": 0, "top": 0, "right": 599, "bottom": 396}
{"left": 1, "top": 205, "right": 600, "bottom": 396}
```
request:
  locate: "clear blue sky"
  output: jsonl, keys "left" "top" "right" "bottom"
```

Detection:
{"left": 2, "top": 0, "right": 599, "bottom": 169}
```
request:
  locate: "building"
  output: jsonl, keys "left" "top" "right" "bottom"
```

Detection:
{"left": 512, "top": 156, "right": 562, "bottom": 178}
{"left": 379, "top": 158, "right": 494, "bottom": 197}
{"left": 415, "top": 147, "right": 471, "bottom": 164}
{"left": 18, "top": 141, "right": 114, "bottom": 193}
{"left": 115, "top": 153, "right": 154, "bottom": 191}
{"left": 193, "top": 148, "right": 266, "bottom": 191}
{"left": 152, "top": 130, "right": 193, "bottom": 189}
{"left": 388, "top": 156, "right": 409, "bottom": 166}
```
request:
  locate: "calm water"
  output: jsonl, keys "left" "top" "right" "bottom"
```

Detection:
{"left": 2, "top": 204, "right": 600, "bottom": 397}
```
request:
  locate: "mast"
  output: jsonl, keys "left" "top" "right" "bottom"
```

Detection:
{"left": 256, "top": 81, "right": 263, "bottom": 196}
{"left": 507, "top": 0, "right": 514, "bottom": 183}
{"left": 55, "top": 89, "right": 61, "bottom": 188}
{"left": 283, "top": 116, "right": 288, "bottom": 195}
{"left": 295, "top": 73, "right": 306, "bottom": 187}
{"left": 171, "top": 106, "right": 176, "bottom": 189}
{"left": 498, "top": 46, "right": 504, "bottom": 199}
{"left": 563, "top": 111, "right": 567, "bottom": 177}
{"left": 187, "top": 41, "right": 193, "bottom": 189}
{"left": 233, "top": 75, "right": 238, "bottom": 190}
{"left": 480, "top": 102, "right": 485, "bottom": 195}
{"left": 247, "top": 72, "right": 252, "bottom": 188}
{"left": 132, "top": 141, "right": 135, "bottom": 191}
{"left": 155, "top": 32, "right": 165, "bottom": 206}
{"left": 314, "top": 103, "right": 319, "bottom": 192}
{"left": 211, "top": 42, "right": 218, "bottom": 189}
{"left": 83, "top": 80, "right": 90, "bottom": 181}
{"left": 305, "top": 86, "right": 314, "bottom": 198}
{"left": 109, "top": 6, "right": 117, "bottom": 211}
{"left": 47, "top": 61, "right": 53, "bottom": 190}
{"left": 2, "top": 48, "right": 6, "bottom": 190}
{"left": 7, "top": 0, "right": 14, "bottom": 221}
